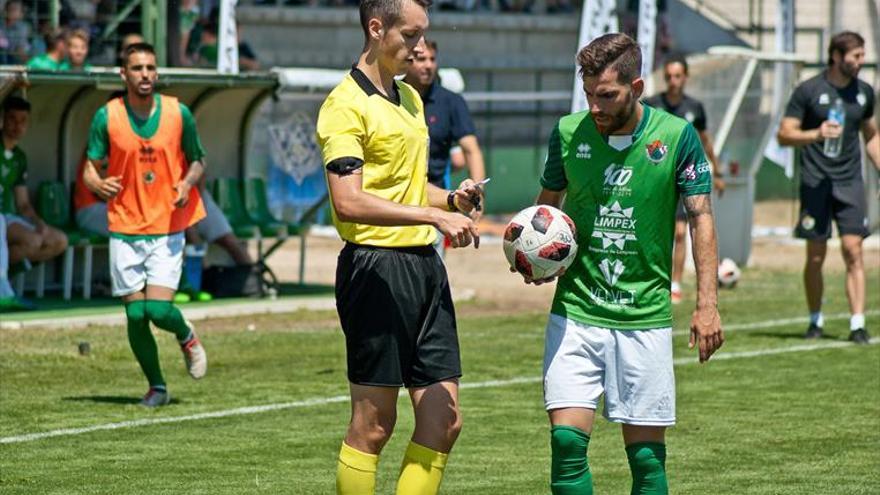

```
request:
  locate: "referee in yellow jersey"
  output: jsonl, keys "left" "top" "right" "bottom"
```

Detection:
{"left": 317, "top": 1, "right": 482, "bottom": 494}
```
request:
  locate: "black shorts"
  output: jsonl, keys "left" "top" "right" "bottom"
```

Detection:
{"left": 335, "top": 242, "right": 461, "bottom": 388}
{"left": 795, "top": 179, "right": 869, "bottom": 240}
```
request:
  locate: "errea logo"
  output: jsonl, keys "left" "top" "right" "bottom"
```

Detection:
{"left": 576, "top": 142, "right": 591, "bottom": 159}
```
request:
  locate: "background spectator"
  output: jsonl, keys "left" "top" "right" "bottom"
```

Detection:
{"left": 26, "top": 29, "right": 65, "bottom": 70}
{"left": 63, "top": 28, "right": 91, "bottom": 70}
{"left": 115, "top": 32, "right": 143, "bottom": 67}
{"left": 1, "top": 1, "right": 32, "bottom": 64}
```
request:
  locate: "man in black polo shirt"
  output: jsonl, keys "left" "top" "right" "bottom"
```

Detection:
{"left": 404, "top": 39, "right": 485, "bottom": 256}
{"left": 778, "top": 31, "right": 879, "bottom": 344}
{"left": 645, "top": 54, "right": 724, "bottom": 304}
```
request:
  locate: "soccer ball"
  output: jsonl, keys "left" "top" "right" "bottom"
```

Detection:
{"left": 717, "top": 258, "right": 741, "bottom": 289}
{"left": 503, "top": 205, "right": 578, "bottom": 280}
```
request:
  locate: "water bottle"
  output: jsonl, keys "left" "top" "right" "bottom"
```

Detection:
{"left": 823, "top": 98, "right": 845, "bottom": 158}
{"left": 184, "top": 244, "right": 207, "bottom": 291}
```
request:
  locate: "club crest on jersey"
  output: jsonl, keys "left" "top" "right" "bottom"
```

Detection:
{"left": 645, "top": 140, "right": 668, "bottom": 164}
{"left": 818, "top": 93, "right": 829, "bottom": 105}
{"left": 143, "top": 171, "right": 156, "bottom": 184}
{"left": 856, "top": 93, "right": 867, "bottom": 107}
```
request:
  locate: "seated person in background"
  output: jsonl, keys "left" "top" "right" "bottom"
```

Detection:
{"left": 1, "top": 97, "right": 68, "bottom": 265}
{"left": 0, "top": 213, "right": 35, "bottom": 312}
{"left": 26, "top": 30, "right": 66, "bottom": 70}
{"left": 74, "top": 155, "right": 253, "bottom": 266}
{"left": 63, "top": 28, "right": 90, "bottom": 71}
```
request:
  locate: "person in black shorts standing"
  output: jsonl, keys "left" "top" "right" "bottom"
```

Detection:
{"left": 645, "top": 54, "right": 725, "bottom": 304}
{"left": 316, "top": 0, "right": 483, "bottom": 493}
{"left": 778, "top": 31, "right": 879, "bottom": 344}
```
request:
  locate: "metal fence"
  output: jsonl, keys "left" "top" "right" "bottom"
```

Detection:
{"left": 0, "top": 0, "right": 147, "bottom": 66}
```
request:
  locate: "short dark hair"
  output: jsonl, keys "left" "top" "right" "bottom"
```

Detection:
{"left": 663, "top": 54, "right": 688, "bottom": 74}
{"left": 359, "top": 0, "right": 432, "bottom": 41}
{"left": 43, "top": 29, "right": 66, "bottom": 49}
{"left": 3, "top": 96, "right": 31, "bottom": 114}
{"left": 123, "top": 42, "right": 156, "bottom": 66}
{"left": 827, "top": 31, "right": 865, "bottom": 66}
{"left": 577, "top": 33, "right": 642, "bottom": 83}
{"left": 424, "top": 39, "right": 438, "bottom": 52}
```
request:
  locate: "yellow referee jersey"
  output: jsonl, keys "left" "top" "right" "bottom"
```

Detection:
{"left": 317, "top": 69, "right": 436, "bottom": 248}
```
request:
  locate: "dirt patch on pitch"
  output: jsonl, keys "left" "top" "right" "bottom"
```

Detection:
{"left": 265, "top": 200, "right": 876, "bottom": 315}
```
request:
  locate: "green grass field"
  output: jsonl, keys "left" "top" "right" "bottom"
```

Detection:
{"left": 1, "top": 267, "right": 878, "bottom": 494}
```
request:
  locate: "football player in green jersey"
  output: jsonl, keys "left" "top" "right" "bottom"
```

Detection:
{"left": 1, "top": 97, "right": 69, "bottom": 266}
{"left": 525, "top": 33, "right": 724, "bottom": 495}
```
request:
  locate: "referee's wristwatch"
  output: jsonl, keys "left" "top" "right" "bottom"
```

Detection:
{"left": 447, "top": 190, "right": 459, "bottom": 212}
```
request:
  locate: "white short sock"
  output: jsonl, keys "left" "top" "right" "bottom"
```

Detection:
{"left": 810, "top": 312, "right": 824, "bottom": 328}
{"left": 671, "top": 281, "right": 681, "bottom": 292}
{"left": 850, "top": 314, "right": 865, "bottom": 331}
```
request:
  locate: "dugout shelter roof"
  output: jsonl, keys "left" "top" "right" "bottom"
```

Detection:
{"left": 0, "top": 67, "right": 278, "bottom": 189}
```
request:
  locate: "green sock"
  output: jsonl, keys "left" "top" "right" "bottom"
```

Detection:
{"left": 144, "top": 300, "right": 192, "bottom": 342}
{"left": 626, "top": 442, "right": 668, "bottom": 495}
{"left": 550, "top": 425, "right": 592, "bottom": 495}
{"left": 125, "top": 301, "right": 165, "bottom": 388}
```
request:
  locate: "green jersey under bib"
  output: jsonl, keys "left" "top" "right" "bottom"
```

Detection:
{"left": 541, "top": 104, "right": 711, "bottom": 330}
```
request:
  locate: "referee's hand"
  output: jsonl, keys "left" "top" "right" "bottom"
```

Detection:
{"left": 435, "top": 210, "right": 480, "bottom": 249}
{"left": 452, "top": 179, "right": 485, "bottom": 219}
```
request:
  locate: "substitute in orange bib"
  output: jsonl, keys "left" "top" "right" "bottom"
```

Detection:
{"left": 82, "top": 42, "right": 208, "bottom": 408}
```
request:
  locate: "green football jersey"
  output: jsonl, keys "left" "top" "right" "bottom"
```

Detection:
{"left": 540, "top": 104, "right": 711, "bottom": 330}
{"left": 0, "top": 146, "right": 27, "bottom": 214}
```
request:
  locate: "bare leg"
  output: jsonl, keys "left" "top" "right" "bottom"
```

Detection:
{"left": 840, "top": 234, "right": 865, "bottom": 316}
{"left": 214, "top": 233, "right": 254, "bottom": 265}
{"left": 408, "top": 379, "right": 462, "bottom": 453}
{"left": 804, "top": 239, "right": 827, "bottom": 314}
{"left": 345, "top": 383, "right": 399, "bottom": 454}
{"left": 29, "top": 226, "right": 68, "bottom": 262}
{"left": 6, "top": 223, "right": 41, "bottom": 265}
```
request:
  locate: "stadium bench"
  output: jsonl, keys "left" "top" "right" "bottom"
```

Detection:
{"left": 209, "top": 178, "right": 261, "bottom": 240}
{"left": 34, "top": 181, "right": 80, "bottom": 300}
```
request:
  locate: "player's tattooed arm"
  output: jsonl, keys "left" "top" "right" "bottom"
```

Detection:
{"left": 684, "top": 193, "right": 724, "bottom": 363}
{"left": 683, "top": 193, "right": 712, "bottom": 218}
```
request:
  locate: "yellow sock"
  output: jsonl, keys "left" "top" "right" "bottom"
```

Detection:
{"left": 337, "top": 442, "right": 379, "bottom": 495}
{"left": 395, "top": 441, "right": 449, "bottom": 495}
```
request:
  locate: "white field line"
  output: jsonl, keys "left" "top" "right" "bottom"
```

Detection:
{"left": 1, "top": 338, "right": 875, "bottom": 445}
{"left": 671, "top": 310, "right": 879, "bottom": 337}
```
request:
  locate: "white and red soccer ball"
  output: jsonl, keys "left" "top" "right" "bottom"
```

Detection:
{"left": 717, "top": 257, "right": 741, "bottom": 289}
{"left": 503, "top": 205, "right": 578, "bottom": 280}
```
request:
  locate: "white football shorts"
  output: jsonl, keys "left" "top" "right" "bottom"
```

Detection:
{"left": 543, "top": 313, "right": 676, "bottom": 426}
{"left": 110, "top": 232, "right": 184, "bottom": 297}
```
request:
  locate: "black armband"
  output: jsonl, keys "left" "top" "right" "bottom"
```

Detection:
{"left": 326, "top": 157, "right": 364, "bottom": 176}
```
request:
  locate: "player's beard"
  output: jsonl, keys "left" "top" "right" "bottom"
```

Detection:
{"left": 839, "top": 60, "right": 860, "bottom": 79}
{"left": 599, "top": 91, "right": 637, "bottom": 135}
